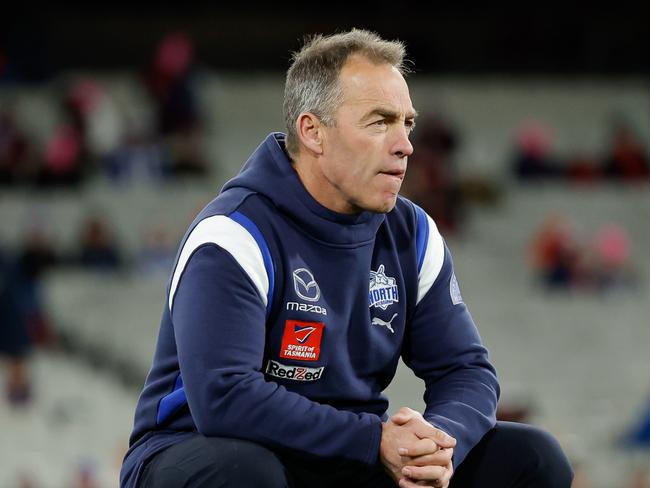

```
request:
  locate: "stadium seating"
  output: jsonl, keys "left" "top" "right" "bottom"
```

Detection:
{"left": 2, "top": 74, "right": 650, "bottom": 486}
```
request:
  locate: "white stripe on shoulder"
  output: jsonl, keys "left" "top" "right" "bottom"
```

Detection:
{"left": 416, "top": 214, "right": 445, "bottom": 305}
{"left": 168, "top": 215, "right": 268, "bottom": 312}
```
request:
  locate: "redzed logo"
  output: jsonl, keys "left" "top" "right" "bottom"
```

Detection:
{"left": 266, "top": 361, "right": 324, "bottom": 381}
{"left": 279, "top": 320, "right": 324, "bottom": 361}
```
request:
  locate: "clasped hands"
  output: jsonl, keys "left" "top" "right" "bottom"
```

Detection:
{"left": 380, "top": 407, "right": 455, "bottom": 488}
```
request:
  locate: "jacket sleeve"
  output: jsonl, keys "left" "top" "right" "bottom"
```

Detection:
{"left": 170, "top": 240, "right": 382, "bottom": 464}
{"left": 402, "top": 213, "right": 500, "bottom": 468}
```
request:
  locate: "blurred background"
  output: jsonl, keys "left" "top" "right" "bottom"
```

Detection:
{"left": 1, "top": 6, "right": 649, "bottom": 487}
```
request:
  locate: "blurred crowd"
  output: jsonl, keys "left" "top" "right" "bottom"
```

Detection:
{"left": 513, "top": 120, "right": 649, "bottom": 184}
{"left": 0, "top": 32, "right": 208, "bottom": 189}
{"left": 528, "top": 215, "right": 638, "bottom": 294}
{"left": 0, "top": 214, "right": 177, "bottom": 408}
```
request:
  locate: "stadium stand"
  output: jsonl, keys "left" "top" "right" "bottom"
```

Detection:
{"left": 2, "top": 74, "right": 649, "bottom": 487}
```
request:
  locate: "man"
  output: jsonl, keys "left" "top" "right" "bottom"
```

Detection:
{"left": 121, "top": 29, "right": 573, "bottom": 487}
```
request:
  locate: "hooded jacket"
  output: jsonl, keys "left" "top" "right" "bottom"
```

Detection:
{"left": 120, "top": 133, "right": 499, "bottom": 487}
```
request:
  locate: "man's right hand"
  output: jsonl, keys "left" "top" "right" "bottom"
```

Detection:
{"left": 379, "top": 407, "right": 456, "bottom": 486}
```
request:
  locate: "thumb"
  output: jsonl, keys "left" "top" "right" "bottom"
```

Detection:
{"left": 391, "top": 407, "right": 418, "bottom": 425}
{"left": 415, "top": 424, "right": 457, "bottom": 449}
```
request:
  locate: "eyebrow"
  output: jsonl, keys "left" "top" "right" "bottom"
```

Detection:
{"left": 362, "top": 107, "right": 418, "bottom": 123}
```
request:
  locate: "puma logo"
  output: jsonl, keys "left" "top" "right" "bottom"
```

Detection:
{"left": 371, "top": 313, "right": 397, "bottom": 334}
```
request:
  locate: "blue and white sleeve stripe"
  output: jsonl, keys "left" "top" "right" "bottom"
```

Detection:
{"left": 413, "top": 204, "right": 445, "bottom": 305}
{"left": 168, "top": 213, "right": 274, "bottom": 315}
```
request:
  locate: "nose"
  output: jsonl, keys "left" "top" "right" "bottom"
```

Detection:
{"left": 391, "top": 126, "right": 414, "bottom": 158}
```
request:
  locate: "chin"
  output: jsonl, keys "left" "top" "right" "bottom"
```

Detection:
{"left": 369, "top": 197, "right": 398, "bottom": 214}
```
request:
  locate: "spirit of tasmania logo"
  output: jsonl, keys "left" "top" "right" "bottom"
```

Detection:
{"left": 369, "top": 264, "right": 399, "bottom": 310}
{"left": 279, "top": 320, "right": 324, "bottom": 361}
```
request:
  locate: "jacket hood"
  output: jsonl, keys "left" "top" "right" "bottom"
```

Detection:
{"left": 221, "top": 132, "right": 385, "bottom": 246}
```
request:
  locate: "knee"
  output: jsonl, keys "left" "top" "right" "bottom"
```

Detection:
{"left": 501, "top": 423, "right": 574, "bottom": 487}
{"left": 216, "top": 439, "right": 288, "bottom": 488}
{"left": 145, "top": 436, "right": 289, "bottom": 488}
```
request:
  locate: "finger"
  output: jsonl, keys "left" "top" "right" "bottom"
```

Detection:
{"left": 398, "top": 478, "right": 432, "bottom": 488}
{"left": 405, "top": 448, "right": 453, "bottom": 467}
{"left": 432, "top": 462, "right": 453, "bottom": 488}
{"left": 402, "top": 464, "right": 446, "bottom": 482}
{"left": 398, "top": 437, "right": 439, "bottom": 457}
{"left": 440, "top": 461, "right": 454, "bottom": 486}
{"left": 413, "top": 424, "right": 456, "bottom": 449}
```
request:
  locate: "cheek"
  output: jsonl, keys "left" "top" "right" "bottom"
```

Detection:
{"left": 326, "top": 131, "right": 380, "bottom": 184}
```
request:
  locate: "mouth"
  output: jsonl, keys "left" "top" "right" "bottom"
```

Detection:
{"left": 379, "top": 168, "right": 406, "bottom": 180}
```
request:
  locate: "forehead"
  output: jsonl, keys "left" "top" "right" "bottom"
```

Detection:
{"left": 337, "top": 55, "right": 414, "bottom": 115}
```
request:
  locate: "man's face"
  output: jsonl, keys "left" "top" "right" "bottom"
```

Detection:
{"left": 317, "top": 55, "right": 416, "bottom": 214}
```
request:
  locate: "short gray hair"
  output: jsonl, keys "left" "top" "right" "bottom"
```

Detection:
{"left": 283, "top": 29, "right": 408, "bottom": 158}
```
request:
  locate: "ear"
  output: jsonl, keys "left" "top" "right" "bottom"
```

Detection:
{"left": 296, "top": 112, "right": 324, "bottom": 155}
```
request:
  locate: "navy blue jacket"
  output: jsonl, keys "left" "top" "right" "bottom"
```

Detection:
{"left": 120, "top": 133, "right": 499, "bottom": 487}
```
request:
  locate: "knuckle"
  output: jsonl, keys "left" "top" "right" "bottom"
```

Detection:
{"left": 412, "top": 439, "right": 434, "bottom": 455}
{"left": 406, "top": 466, "right": 426, "bottom": 480}
{"left": 412, "top": 465, "right": 445, "bottom": 481}
{"left": 410, "top": 455, "right": 432, "bottom": 467}
{"left": 433, "top": 429, "right": 447, "bottom": 440}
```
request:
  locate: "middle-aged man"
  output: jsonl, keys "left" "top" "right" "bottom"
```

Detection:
{"left": 121, "top": 29, "right": 573, "bottom": 488}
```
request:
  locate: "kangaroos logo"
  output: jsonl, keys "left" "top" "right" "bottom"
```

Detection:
{"left": 369, "top": 264, "right": 399, "bottom": 310}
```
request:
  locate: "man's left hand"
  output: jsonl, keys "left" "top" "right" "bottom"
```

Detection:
{"left": 391, "top": 407, "right": 455, "bottom": 488}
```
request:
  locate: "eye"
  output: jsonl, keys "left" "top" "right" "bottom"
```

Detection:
{"left": 373, "top": 119, "right": 387, "bottom": 126}
{"left": 405, "top": 120, "right": 416, "bottom": 132}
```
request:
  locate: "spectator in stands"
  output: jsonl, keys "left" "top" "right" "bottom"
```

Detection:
{"left": 38, "top": 122, "right": 84, "bottom": 187}
{"left": 105, "top": 132, "right": 167, "bottom": 185}
{"left": 0, "top": 247, "right": 32, "bottom": 407}
{"left": 512, "top": 121, "right": 563, "bottom": 181}
{"left": 37, "top": 81, "right": 111, "bottom": 188}
{"left": 603, "top": 122, "right": 649, "bottom": 182}
{"left": 592, "top": 223, "right": 637, "bottom": 292}
{"left": 15, "top": 226, "right": 58, "bottom": 346}
{"left": 0, "top": 109, "right": 33, "bottom": 185}
{"left": 529, "top": 215, "right": 639, "bottom": 294}
{"left": 76, "top": 216, "right": 123, "bottom": 271}
{"left": 143, "top": 32, "right": 207, "bottom": 178}
{"left": 66, "top": 78, "right": 128, "bottom": 179}
{"left": 529, "top": 214, "right": 578, "bottom": 289}
{"left": 64, "top": 80, "right": 94, "bottom": 165}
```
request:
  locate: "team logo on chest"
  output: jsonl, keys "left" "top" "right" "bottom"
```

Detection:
{"left": 369, "top": 264, "right": 399, "bottom": 310}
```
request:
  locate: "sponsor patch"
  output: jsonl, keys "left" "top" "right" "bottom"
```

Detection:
{"left": 286, "top": 301, "right": 327, "bottom": 316}
{"left": 279, "top": 320, "right": 324, "bottom": 361}
{"left": 371, "top": 313, "right": 398, "bottom": 334}
{"left": 369, "top": 264, "right": 399, "bottom": 310}
{"left": 292, "top": 268, "right": 320, "bottom": 302}
{"left": 266, "top": 360, "right": 324, "bottom": 381}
